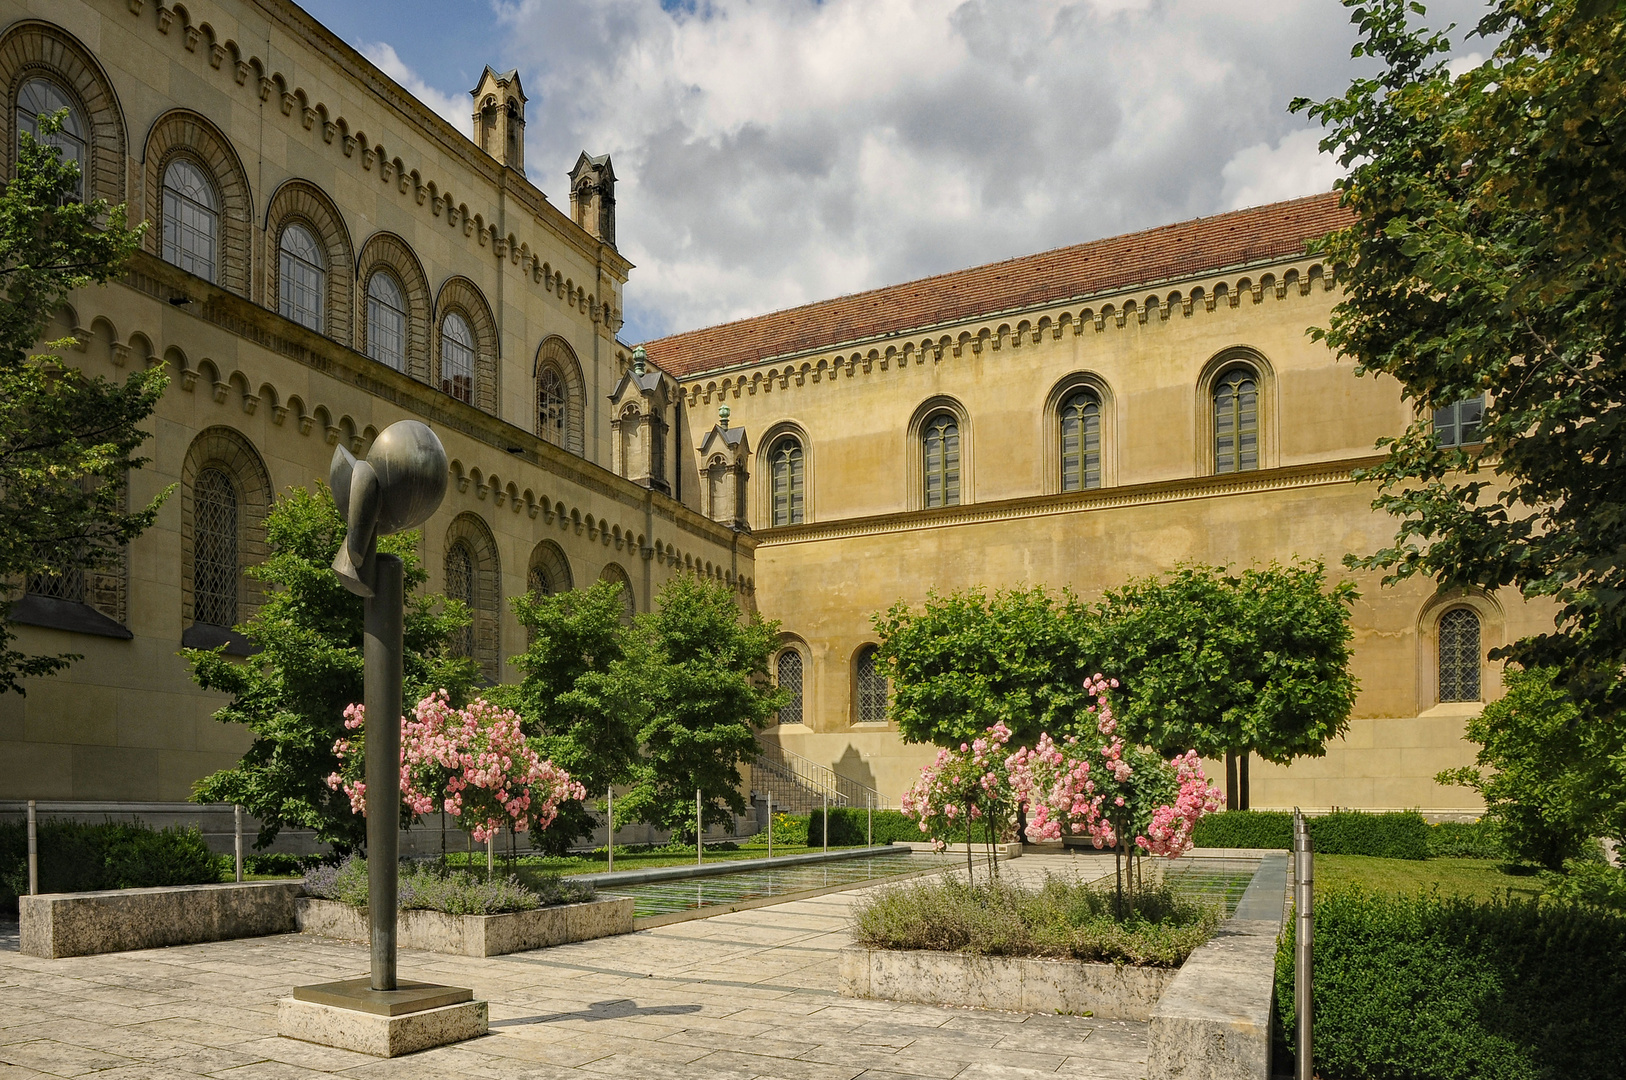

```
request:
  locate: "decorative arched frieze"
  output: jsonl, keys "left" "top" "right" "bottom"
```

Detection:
{"left": 143, "top": 109, "right": 252, "bottom": 295}
{"left": 434, "top": 276, "right": 498, "bottom": 414}
{"left": 264, "top": 178, "right": 353, "bottom": 345}
{"left": 0, "top": 20, "right": 127, "bottom": 203}
{"left": 355, "top": 231, "right": 430, "bottom": 380}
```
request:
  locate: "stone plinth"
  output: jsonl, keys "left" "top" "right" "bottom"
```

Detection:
{"left": 277, "top": 978, "right": 487, "bottom": 1057}
{"left": 295, "top": 895, "right": 633, "bottom": 956}
{"left": 20, "top": 881, "right": 302, "bottom": 958}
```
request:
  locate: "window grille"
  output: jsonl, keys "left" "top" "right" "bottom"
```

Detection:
{"left": 27, "top": 567, "right": 85, "bottom": 604}
{"left": 161, "top": 158, "right": 219, "bottom": 282}
{"left": 366, "top": 272, "right": 407, "bottom": 371}
{"left": 16, "top": 79, "right": 86, "bottom": 200}
{"left": 1214, "top": 368, "right": 1259, "bottom": 473}
{"left": 193, "top": 467, "right": 239, "bottom": 627}
{"left": 446, "top": 541, "right": 475, "bottom": 658}
{"left": 527, "top": 564, "right": 553, "bottom": 598}
{"left": 278, "top": 223, "right": 325, "bottom": 331}
{"left": 777, "top": 649, "right": 804, "bottom": 724}
{"left": 922, "top": 413, "right": 960, "bottom": 508}
{"left": 770, "top": 438, "right": 804, "bottom": 526}
{"left": 855, "top": 645, "right": 887, "bottom": 723}
{"left": 440, "top": 313, "right": 476, "bottom": 403}
{"left": 1060, "top": 391, "right": 1101, "bottom": 491}
{"left": 1435, "top": 396, "right": 1485, "bottom": 448}
{"left": 1438, "top": 608, "right": 1482, "bottom": 702}
{"left": 537, "top": 367, "right": 568, "bottom": 448}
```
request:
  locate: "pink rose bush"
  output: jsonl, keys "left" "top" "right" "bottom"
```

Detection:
{"left": 901, "top": 722, "right": 1015, "bottom": 852}
{"left": 328, "top": 691, "right": 585, "bottom": 843}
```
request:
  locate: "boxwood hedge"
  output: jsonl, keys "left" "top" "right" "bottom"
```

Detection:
{"left": 1192, "top": 809, "right": 1431, "bottom": 860}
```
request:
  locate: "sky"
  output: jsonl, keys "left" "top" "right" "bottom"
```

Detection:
{"left": 299, "top": 0, "right": 1493, "bottom": 344}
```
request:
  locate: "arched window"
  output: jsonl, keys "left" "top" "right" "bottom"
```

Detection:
{"left": 1213, "top": 367, "right": 1259, "bottom": 473}
{"left": 1439, "top": 608, "right": 1482, "bottom": 702}
{"left": 277, "top": 223, "right": 325, "bottom": 331}
{"left": 440, "top": 312, "right": 475, "bottom": 404}
{"left": 161, "top": 158, "right": 218, "bottom": 282}
{"left": 537, "top": 366, "right": 568, "bottom": 448}
{"left": 366, "top": 272, "right": 407, "bottom": 371}
{"left": 192, "top": 467, "right": 239, "bottom": 628}
{"left": 854, "top": 645, "right": 887, "bottom": 723}
{"left": 601, "top": 564, "right": 636, "bottom": 625}
{"left": 707, "top": 459, "right": 728, "bottom": 519}
{"left": 1060, "top": 390, "right": 1101, "bottom": 492}
{"left": 445, "top": 540, "right": 475, "bottom": 660}
{"left": 777, "top": 649, "right": 805, "bottom": 724}
{"left": 922, "top": 413, "right": 960, "bottom": 508}
{"left": 16, "top": 79, "right": 85, "bottom": 200}
{"left": 770, "top": 437, "right": 805, "bottom": 526}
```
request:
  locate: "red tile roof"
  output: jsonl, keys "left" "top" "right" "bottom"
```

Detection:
{"left": 642, "top": 192, "right": 1351, "bottom": 379}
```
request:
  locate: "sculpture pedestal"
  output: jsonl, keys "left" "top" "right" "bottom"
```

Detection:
{"left": 277, "top": 979, "right": 487, "bottom": 1057}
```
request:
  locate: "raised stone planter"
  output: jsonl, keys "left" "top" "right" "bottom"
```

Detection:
{"left": 839, "top": 947, "right": 1175, "bottom": 1020}
{"left": 20, "top": 881, "right": 302, "bottom": 958}
{"left": 295, "top": 894, "right": 633, "bottom": 956}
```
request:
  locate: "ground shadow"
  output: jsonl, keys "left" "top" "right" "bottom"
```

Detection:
{"left": 491, "top": 998, "right": 703, "bottom": 1028}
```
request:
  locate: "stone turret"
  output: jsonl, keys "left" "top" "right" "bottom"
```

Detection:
{"left": 609, "top": 346, "right": 671, "bottom": 494}
{"left": 569, "top": 152, "right": 616, "bottom": 247}
{"left": 471, "top": 67, "right": 526, "bottom": 174}
{"left": 698, "top": 405, "right": 750, "bottom": 530}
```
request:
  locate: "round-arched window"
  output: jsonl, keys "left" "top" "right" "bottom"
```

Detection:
{"left": 770, "top": 437, "right": 804, "bottom": 526}
{"left": 922, "top": 413, "right": 960, "bottom": 508}
{"left": 278, "top": 222, "right": 325, "bottom": 331}
{"left": 193, "top": 467, "right": 239, "bottom": 628}
{"left": 161, "top": 158, "right": 219, "bottom": 282}
{"left": 1214, "top": 367, "right": 1259, "bottom": 473}
{"left": 1439, "top": 608, "right": 1482, "bottom": 702}
{"left": 1060, "top": 390, "right": 1101, "bottom": 491}
{"left": 16, "top": 79, "right": 86, "bottom": 200}
{"left": 538, "top": 366, "right": 568, "bottom": 448}
{"left": 440, "top": 312, "right": 475, "bottom": 403}
{"left": 776, "top": 649, "right": 805, "bottom": 724}
{"left": 854, "top": 645, "right": 887, "bottom": 723}
{"left": 366, "top": 271, "right": 407, "bottom": 371}
{"left": 445, "top": 541, "right": 475, "bottom": 659}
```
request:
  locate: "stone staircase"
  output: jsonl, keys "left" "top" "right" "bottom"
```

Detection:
{"left": 749, "top": 740, "right": 889, "bottom": 813}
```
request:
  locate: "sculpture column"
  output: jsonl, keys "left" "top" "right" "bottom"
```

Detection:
{"left": 364, "top": 554, "right": 403, "bottom": 990}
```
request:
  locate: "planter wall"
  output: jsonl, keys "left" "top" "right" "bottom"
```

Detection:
{"left": 295, "top": 895, "right": 633, "bottom": 957}
{"left": 20, "top": 881, "right": 302, "bottom": 959}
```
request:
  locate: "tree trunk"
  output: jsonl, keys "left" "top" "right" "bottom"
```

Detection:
{"left": 1225, "top": 751, "right": 1239, "bottom": 811}
{"left": 1239, "top": 752, "right": 1250, "bottom": 811}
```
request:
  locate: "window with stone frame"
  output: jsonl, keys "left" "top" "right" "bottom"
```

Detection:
{"left": 1438, "top": 607, "right": 1483, "bottom": 702}
{"left": 278, "top": 222, "right": 325, "bottom": 331}
{"left": 445, "top": 540, "right": 476, "bottom": 660}
{"left": 192, "top": 466, "right": 239, "bottom": 628}
{"left": 1213, "top": 367, "right": 1259, "bottom": 473}
{"left": 922, "top": 413, "right": 961, "bottom": 508}
{"left": 770, "top": 437, "right": 805, "bottom": 526}
{"left": 1435, "top": 396, "right": 1485, "bottom": 448}
{"left": 1060, "top": 390, "right": 1101, "bottom": 491}
{"left": 161, "top": 158, "right": 219, "bottom": 282}
{"left": 776, "top": 648, "right": 805, "bottom": 724}
{"left": 16, "top": 79, "right": 86, "bottom": 201}
{"left": 440, "top": 312, "right": 476, "bottom": 404}
{"left": 854, "top": 645, "right": 887, "bottom": 723}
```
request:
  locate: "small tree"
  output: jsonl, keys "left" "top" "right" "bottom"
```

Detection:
{"left": 615, "top": 575, "right": 785, "bottom": 840}
{"left": 189, "top": 486, "right": 476, "bottom": 850}
{"left": 0, "top": 112, "right": 168, "bottom": 694}
{"left": 1090, "top": 561, "right": 1359, "bottom": 809}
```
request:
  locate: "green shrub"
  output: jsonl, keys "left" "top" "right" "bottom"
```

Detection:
{"left": 1541, "top": 861, "right": 1626, "bottom": 912}
{"left": 1192, "top": 810, "right": 1295, "bottom": 849}
{"left": 1191, "top": 810, "right": 1430, "bottom": 859}
{"left": 1276, "top": 887, "right": 1626, "bottom": 1080}
{"left": 808, "top": 808, "right": 929, "bottom": 846}
{"left": 1427, "top": 820, "right": 1507, "bottom": 859}
{"left": 0, "top": 819, "right": 222, "bottom": 913}
{"left": 301, "top": 856, "right": 587, "bottom": 914}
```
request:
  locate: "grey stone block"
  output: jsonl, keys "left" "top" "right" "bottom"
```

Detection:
{"left": 276, "top": 995, "right": 488, "bottom": 1057}
{"left": 294, "top": 895, "right": 633, "bottom": 957}
{"left": 19, "top": 881, "right": 302, "bottom": 959}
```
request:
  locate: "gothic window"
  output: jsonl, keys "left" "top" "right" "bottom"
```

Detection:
{"left": 366, "top": 271, "right": 407, "bottom": 371}
{"left": 277, "top": 223, "right": 325, "bottom": 331}
{"left": 1214, "top": 367, "right": 1259, "bottom": 473}
{"left": 777, "top": 649, "right": 805, "bottom": 724}
{"left": 1435, "top": 396, "right": 1485, "bottom": 448}
{"left": 770, "top": 437, "right": 804, "bottom": 526}
{"left": 1439, "top": 608, "right": 1482, "bottom": 703}
{"left": 445, "top": 540, "right": 476, "bottom": 660}
{"left": 922, "top": 413, "right": 960, "bottom": 508}
{"left": 16, "top": 79, "right": 85, "bottom": 200}
{"left": 854, "top": 645, "right": 887, "bottom": 722}
{"left": 440, "top": 312, "right": 475, "bottom": 403}
{"left": 537, "top": 366, "right": 568, "bottom": 448}
{"left": 161, "top": 158, "right": 219, "bottom": 282}
{"left": 1060, "top": 390, "right": 1101, "bottom": 492}
{"left": 192, "top": 467, "right": 239, "bottom": 628}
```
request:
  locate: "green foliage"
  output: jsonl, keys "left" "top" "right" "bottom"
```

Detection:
{"left": 301, "top": 855, "right": 587, "bottom": 914}
{"left": 852, "top": 875, "right": 1221, "bottom": 968}
{"left": 1190, "top": 810, "right": 1295, "bottom": 850}
{"left": 508, "top": 580, "right": 642, "bottom": 853}
{"left": 188, "top": 486, "right": 477, "bottom": 852}
{"left": 1192, "top": 810, "right": 1430, "bottom": 859}
{"left": 1541, "top": 861, "right": 1626, "bottom": 913}
{"left": 807, "top": 808, "right": 923, "bottom": 846}
{"left": 0, "top": 819, "right": 220, "bottom": 913}
{"left": 874, "top": 585, "right": 1095, "bottom": 748}
{"left": 0, "top": 112, "right": 166, "bottom": 693}
{"left": 1297, "top": 1, "right": 1626, "bottom": 714}
{"left": 1090, "top": 562, "right": 1358, "bottom": 770}
{"left": 1438, "top": 666, "right": 1624, "bottom": 870}
{"left": 1427, "top": 820, "right": 1508, "bottom": 860}
{"left": 1276, "top": 887, "right": 1626, "bottom": 1080}
{"left": 613, "top": 575, "right": 786, "bottom": 837}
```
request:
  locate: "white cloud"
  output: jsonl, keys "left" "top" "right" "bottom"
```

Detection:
{"left": 1220, "top": 128, "right": 1344, "bottom": 212}
{"left": 360, "top": 42, "right": 474, "bottom": 138}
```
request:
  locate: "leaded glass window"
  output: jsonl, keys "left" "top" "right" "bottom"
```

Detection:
{"left": 366, "top": 271, "right": 407, "bottom": 371}
{"left": 1060, "top": 390, "right": 1101, "bottom": 491}
{"left": 161, "top": 158, "right": 218, "bottom": 281}
{"left": 441, "top": 313, "right": 475, "bottom": 404}
{"left": 26, "top": 567, "right": 85, "bottom": 604}
{"left": 1439, "top": 608, "right": 1482, "bottom": 702}
{"left": 16, "top": 79, "right": 86, "bottom": 200}
{"left": 278, "top": 223, "right": 325, "bottom": 331}
{"left": 855, "top": 645, "right": 887, "bottom": 723}
{"left": 770, "top": 437, "right": 804, "bottom": 526}
{"left": 193, "top": 467, "right": 239, "bottom": 628}
{"left": 527, "top": 564, "right": 553, "bottom": 598}
{"left": 537, "top": 367, "right": 568, "bottom": 448}
{"left": 776, "top": 649, "right": 804, "bottom": 724}
{"left": 446, "top": 541, "right": 475, "bottom": 659}
{"left": 1435, "top": 396, "right": 1484, "bottom": 448}
{"left": 1214, "top": 368, "right": 1259, "bottom": 473}
{"left": 922, "top": 413, "right": 960, "bottom": 508}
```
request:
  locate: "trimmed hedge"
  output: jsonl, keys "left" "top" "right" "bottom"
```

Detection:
{"left": 1192, "top": 810, "right": 1431, "bottom": 860}
{"left": 1276, "top": 888, "right": 1626, "bottom": 1080}
{"left": 808, "top": 807, "right": 930, "bottom": 847}
{"left": 0, "top": 819, "right": 221, "bottom": 913}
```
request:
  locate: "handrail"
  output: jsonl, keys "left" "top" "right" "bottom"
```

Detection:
{"left": 753, "top": 738, "right": 890, "bottom": 810}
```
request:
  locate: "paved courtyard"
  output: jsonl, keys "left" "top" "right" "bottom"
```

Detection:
{"left": 0, "top": 859, "right": 1149, "bottom": 1080}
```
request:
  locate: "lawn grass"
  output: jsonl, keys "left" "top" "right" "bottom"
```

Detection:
{"left": 436, "top": 842, "right": 868, "bottom": 877}
{"left": 1315, "top": 854, "right": 1546, "bottom": 902}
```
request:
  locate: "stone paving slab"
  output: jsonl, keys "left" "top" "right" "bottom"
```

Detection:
{"left": 0, "top": 854, "right": 1146, "bottom": 1079}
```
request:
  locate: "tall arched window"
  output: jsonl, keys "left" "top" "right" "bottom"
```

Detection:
{"left": 161, "top": 158, "right": 218, "bottom": 282}
{"left": 193, "top": 467, "right": 239, "bottom": 628}
{"left": 440, "top": 313, "right": 475, "bottom": 403}
{"left": 366, "top": 271, "right": 407, "bottom": 371}
{"left": 777, "top": 649, "right": 805, "bottom": 724}
{"left": 1213, "top": 367, "right": 1259, "bottom": 473}
{"left": 922, "top": 413, "right": 960, "bottom": 508}
{"left": 1439, "top": 608, "right": 1482, "bottom": 702}
{"left": 16, "top": 79, "right": 86, "bottom": 200}
{"left": 770, "top": 437, "right": 804, "bottom": 526}
{"left": 445, "top": 540, "right": 475, "bottom": 659}
{"left": 278, "top": 223, "right": 325, "bottom": 331}
{"left": 537, "top": 366, "right": 568, "bottom": 448}
{"left": 601, "top": 564, "right": 636, "bottom": 625}
{"left": 855, "top": 645, "right": 887, "bottom": 723}
{"left": 1060, "top": 390, "right": 1101, "bottom": 492}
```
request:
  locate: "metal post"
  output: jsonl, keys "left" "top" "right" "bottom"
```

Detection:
{"left": 822, "top": 791, "right": 829, "bottom": 855}
{"left": 487, "top": 835, "right": 494, "bottom": 880}
{"left": 867, "top": 794, "right": 873, "bottom": 847}
{"left": 766, "top": 791, "right": 773, "bottom": 859}
{"left": 606, "top": 786, "right": 614, "bottom": 874}
{"left": 26, "top": 800, "right": 38, "bottom": 896}
{"left": 364, "top": 554, "right": 404, "bottom": 992}
{"left": 1295, "top": 808, "right": 1314, "bottom": 1080}
{"left": 234, "top": 804, "right": 244, "bottom": 883}
{"left": 697, "top": 788, "right": 703, "bottom": 866}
